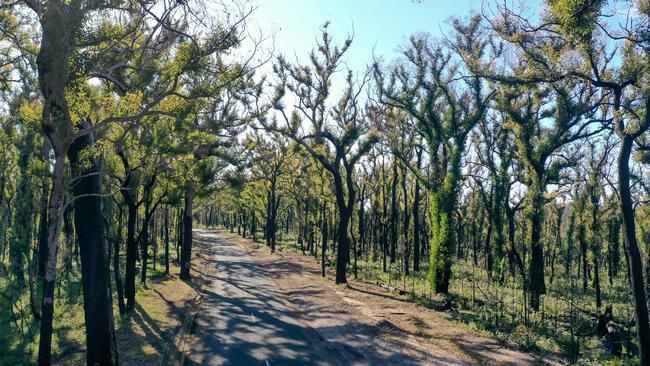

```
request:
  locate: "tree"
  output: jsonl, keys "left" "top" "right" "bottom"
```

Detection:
{"left": 496, "top": 82, "right": 602, "bottom": 311}
{"left": 492, "top": 1, "right": 650, "bottom": 360}
{"left": 375, "top": 16, "right": 493, "bottom": 293}
{"left": 255, "top": 23, "right": 377, "bottom": 284}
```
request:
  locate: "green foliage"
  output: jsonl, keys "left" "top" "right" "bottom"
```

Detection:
{"left": 546, "top": 0, "right": 605, "bottom": 45}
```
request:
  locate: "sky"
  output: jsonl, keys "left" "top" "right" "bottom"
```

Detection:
{"left": 244, "top": 0, "right": 479, "bottom": 74}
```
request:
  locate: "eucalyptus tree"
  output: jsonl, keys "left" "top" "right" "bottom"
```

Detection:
{"left": 2, "top": 0, "right": 251, "bottom": 363}
{"left": 6, "top": 99, "right": 40, "bottom": 292}
{"left": 244, "top": 133, "right": 295, "bottom": 252}
{"left": 495, "top": 82, "right": 604, "bottom": 311}
{"left": 582, "top": 140, "right": 612, "bottom": 309}
{"left": 176, "top": 81, "right": 250, "bottom": 280}
{"left": 492, "top": 1, "right": 650, "bottom": 358}
{"left": 470, "top": 113, "right": 511, "bottom": 279}
{"left": 254, "top": 23, "right": 377, "bottom": 284}
{"left": 0, "top": 115, "right": 15, "bottom": 260}
{"left": 108, "top": 115, "right": 169, "bottom": 311}
{"left": 374, "top": 16, "right": 494, "bottom": 294}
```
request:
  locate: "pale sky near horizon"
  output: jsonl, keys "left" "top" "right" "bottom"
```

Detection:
{"left": 244, "top": 0, "right": 480, "bottom": 73}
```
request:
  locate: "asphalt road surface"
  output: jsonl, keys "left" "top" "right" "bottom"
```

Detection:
{"left": 185, "top": 230, "right": 338, "bottom": 366}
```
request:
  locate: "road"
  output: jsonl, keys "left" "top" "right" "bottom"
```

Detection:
{"left": 185, "top": 230, "right": 337, "bottom": 366}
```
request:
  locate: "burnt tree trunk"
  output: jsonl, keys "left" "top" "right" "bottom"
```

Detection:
{"left": 114, "top": 204, "right": 126, "bottom": 314}
{"left": 68, "top": 123, "right": 118, "bottom": 365}
{"left": 412, "top": 150, "right": 422, "bottom": 272}
{"left": 389, "top": 162, "right": 398, "bottom": 264}
{"left": 165, "top": 206, "right": 170, "bottom": 275}
{"left": 180, "top": 188, "right": 193, "bottom": 280}
{"left": 618, "top": 134, "right": 650, "bottom": 365}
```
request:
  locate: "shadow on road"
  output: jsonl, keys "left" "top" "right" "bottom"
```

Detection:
{"left": 186, "top": 230, "right": 474, "bottom": 366}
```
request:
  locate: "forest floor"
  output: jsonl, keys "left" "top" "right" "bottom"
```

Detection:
{"left": 49, "top": 236, "right": 213, "bottom": 366}
{"left": 190, "top": 228, "right": 562, "bottom": 365}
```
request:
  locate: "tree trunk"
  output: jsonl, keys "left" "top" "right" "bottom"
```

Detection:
{"left": 124, "top": 200, "right": 137, "bottom": 312}
{"left": 321, "top": 202, "right": 327, "bottom": 278}
{"left": 526, "top": 176, "right": 546, "bottom": 312}
{"left": 178, "top": 208, "right": 183, "bottom": 263}
{"left": 618, "top": 135, "right": 650, "bottom": 365}
{"left": 68, "top": 123, "right": 118, "bottom": 365}
{"left": 389, "top": 162, "right": 398, "bottom": 264}
{"left": 114, "top": 205, "right": 126, "bottom": 314}
{"left": 140, "top": 188, "right": 150, "bottom": 285}
{"left": 180, "top": 188, "right": 193, "bottom": 280}
{"left": 335, "top": 207, "right": 351, "bottom": 284}
{"left": 37, "top": 153, "right": 65, "bottom": 366}
{"left": 413, "top": 149, "right": 422, "bottom": 272}
{"left": 165, "top": 206, "right": 170, "bottom": 275}
{"left": 402, "top": 164, "right": 410, "bottom": 277}
{"left": 428, "top": 147, "right": 463, "bottom": 294}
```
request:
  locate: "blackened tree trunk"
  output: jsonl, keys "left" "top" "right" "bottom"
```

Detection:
{"left": 68, "top": 123, "right": 118, "bottom": 365}
{"left": 141, "top": 188, "right": 151, "bottom": 285}
{"left": 412, "top": 150, "right": 422, "bottom": 272}
{"left": 35, "top": 3, "right": 71, "bottom": 363}
{"left": 265, "top": 190, "right": 271, "bottom": 247}
{"left": 618, "top": 134, "right": 650, "bottom": 364}
{"left": 401, "top": 164, "right": 410, "bottom": 277}
{"left": 331, "top": 165, "right": 357, "bottom": 284}
{"left": 321, "top": 202, "right": 328, "bottom": 278}
{"left": 180, "top": 188, "right": 193, "bottom": 280}
{"left": 114, "top": 204, "right": 126, "bottom": 314}
{"left": 389, "top": 162, "right": 398, "bottom": 264}
{"left": 358, "top": 184, "right": 366, "bottom": 267}
{"left": 579, "top": 223, "right": 588, "bottom": 292}
{"left": 37, "top": 174, "right": 49, "bottom": 281}
{"left": 525, "top": 174, "right": 546, "bottom": 311}
{"left": 165, "top": 206, "right": 170, "bottom": 275}
{"left": 178, "top": 208, "right": 183, "bottom": 263}
{"left": 124, "top": 199, "right": 137, "bottom": 311}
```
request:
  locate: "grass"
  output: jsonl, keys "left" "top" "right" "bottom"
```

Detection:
{"left": 0, "top": 239, "right": 196, "bottom": 366}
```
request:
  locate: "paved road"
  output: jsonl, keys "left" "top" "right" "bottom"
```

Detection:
{"left": 186, "top": 230, "right": 335, "bottom": 366}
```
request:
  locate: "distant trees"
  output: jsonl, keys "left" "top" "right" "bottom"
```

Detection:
{"left": 254, "top": 23, "right": 377, "bottom": 284}
{"left": 375, "top": 16, "right": 493, "bottom": 293}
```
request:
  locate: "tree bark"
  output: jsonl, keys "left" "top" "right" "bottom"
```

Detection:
{"left": 165, "top": 206, "right": 170, "bottom": 275}
{"left": 618, "top": 135, "right": 650, "bottom": 365}
{"left": 389, "top": 162, "right": 398, "bottom": 264}
{"left": 114, "top": 205, "right": 126, "bottom": 314}
{"left": 413, "top": 149, "right": 422, "bottom": 272}
{"left": 180, "top": 188, "right": 193, "bottom": 280}
{"left": 68, "top": 123, "right": 118, "bottom": 366}
{"left": 37, "top": 154, "right": 65, "bottom": 366}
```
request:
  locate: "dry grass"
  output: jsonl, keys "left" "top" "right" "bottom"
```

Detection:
{"left": 1, "top": 236, "right": 205, "bottom": 366}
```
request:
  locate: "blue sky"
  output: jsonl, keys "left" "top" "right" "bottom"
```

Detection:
{"left": 246, "top": 0, "right": 479, "bottom": 73}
